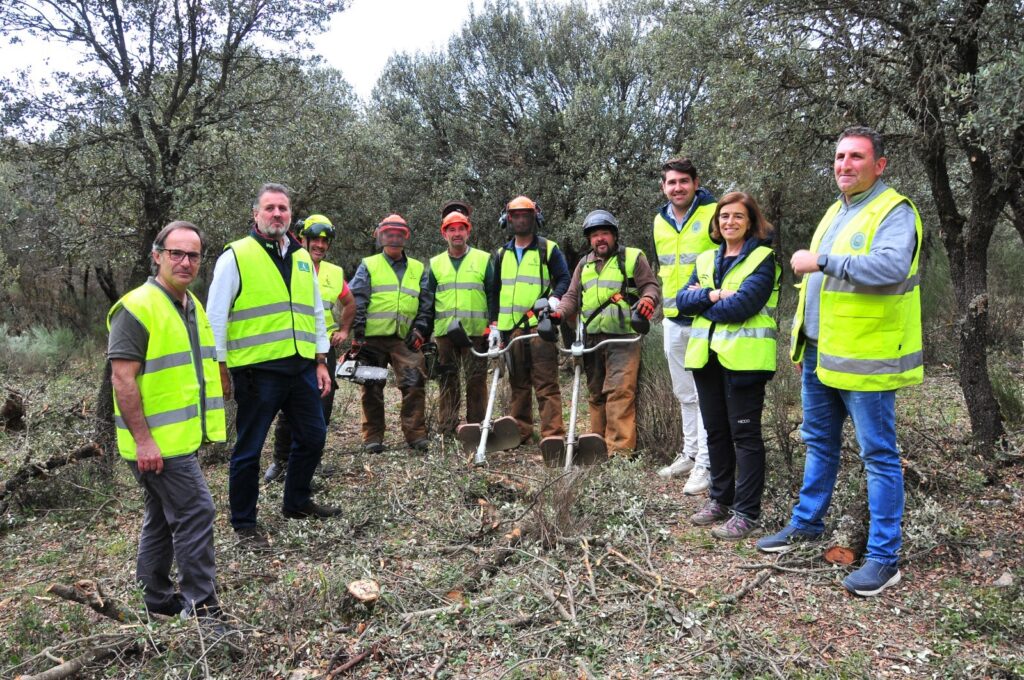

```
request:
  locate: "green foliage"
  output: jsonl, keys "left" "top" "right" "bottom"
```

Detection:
{"left": 0, "top": 324, "right": 76, "bottom": 374}
{"left": 989, "top": 362, "right": 1024, "bottom": 427}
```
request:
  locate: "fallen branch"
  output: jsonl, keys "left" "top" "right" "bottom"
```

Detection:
{"left": 325, "top": 621, "right": 410, "bottom": 678}
{"left": 0, "top": 442, "right": 103, "bottom": 514}
{"left": 46, "top": 579, "right": 137, "bottom": 623}
{"left": 601, "top": 546, "right": 697, "bottom": 597}
{"left": 21, "top": 640, "right": 136, "bottom": 680}
{"left": 719, "top": 568, "right": 772, "bottom": 606}
{"left": 401, "top": 595, "right": 499, "bottom": 621}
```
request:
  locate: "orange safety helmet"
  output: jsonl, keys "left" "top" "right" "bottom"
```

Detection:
{"left": 506, "top": 195, "right": 537, "bottom": 213}
{"left": 375, "top": 213, "right": 410, "bottom": 236}
{"left": 440, "top": 210, "right": 471, "bottom": 235}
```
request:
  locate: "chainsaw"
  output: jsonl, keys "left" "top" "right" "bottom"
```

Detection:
{"left": 336, "top": 346, "right": 389, "bottom": 385}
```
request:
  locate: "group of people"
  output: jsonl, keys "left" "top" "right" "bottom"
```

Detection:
{"left": 106, "top": 125, "right": 922, "bottom": 628}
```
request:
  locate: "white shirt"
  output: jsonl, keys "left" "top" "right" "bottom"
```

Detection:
{"left": 206, "top": 237, "right": 330, "bottom": 362}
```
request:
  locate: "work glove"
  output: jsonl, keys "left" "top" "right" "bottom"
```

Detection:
{"left": 547, "top": 296, "right": 561, "bottom": 314}
{"left": 635, "top": 296, "right": 655, "bottom": 320}
{"left": 406, "top": 327, "right": 426, "bottom": 352}
{"left": 486, "top": 322, "right": 499, "bottom": 338}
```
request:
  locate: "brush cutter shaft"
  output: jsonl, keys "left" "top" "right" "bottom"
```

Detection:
{"left": 473, "top": 365, "right": 504, "bottom": 466}
{"left": 564, "top": 361, "right": 583, "bottom": 471}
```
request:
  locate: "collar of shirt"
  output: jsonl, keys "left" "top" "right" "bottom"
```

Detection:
{"left": 840, "top": 179, "right": 889, "bottom": 208}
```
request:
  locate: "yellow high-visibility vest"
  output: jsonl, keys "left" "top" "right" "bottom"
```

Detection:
{"left": 431, "top": 247, "right": 490, "bottom": 337}
{"left": 317, "top": 261, "right": 346, "bottom": 334}
{"left": 107, "top": 282, "right": 226, "bottom": 460}
{"left": 653, "top": 203, "right": 717, "bottom": 318}
{"left": 685, "top": 246, "right": 780, "bottom": 371}
{"left": 791, "top": 188, "right": 923, "bottom": 390}
{"left": 580, "top": 247, "right": 641, "bottom": 335}
{"left": 364, "top": 253, "right": 424, "bottom": 338}
{"left": 497, "top": 238, "right": 557, "bottom": 331}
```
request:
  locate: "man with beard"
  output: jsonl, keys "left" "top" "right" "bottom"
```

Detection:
{"left": 264, "top": 214, "right": 355, "bottom": 483}
{"left": 426, "top": 208, "right": 498, "bottom": 436}
{"left": 493, "top": 195, "right": 571, "bottom": 445}
{"left": 207, "top": 183, "right": 340, "bottom": 550}
{"left": 558, "top": 210, "right": 660, "bottom": 455}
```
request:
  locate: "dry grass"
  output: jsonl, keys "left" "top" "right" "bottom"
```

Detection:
{"left": 1, "top": 352, "right": 1023, "bottom": 678}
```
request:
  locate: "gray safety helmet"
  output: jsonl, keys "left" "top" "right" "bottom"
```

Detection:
{"left": 582, "top": 209, "right": 619, "bottom": 237}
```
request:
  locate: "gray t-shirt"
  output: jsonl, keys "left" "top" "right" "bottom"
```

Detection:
{"left": 107, "top": 279, "right": 207, "bottom": 435}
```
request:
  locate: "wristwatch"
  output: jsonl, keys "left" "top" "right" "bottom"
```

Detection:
{"left": 816, "top": 254, "right": 829, "bottom": 271}
{"left": 316, "top": 356, "right": 328, "bottom": 365}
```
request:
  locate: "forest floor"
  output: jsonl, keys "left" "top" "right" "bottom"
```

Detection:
{"left": 1, "top": 346, "right": 1022, "bottom": 679}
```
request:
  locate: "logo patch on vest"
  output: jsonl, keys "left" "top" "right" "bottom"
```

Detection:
{"left": 298, "top": 261, "right": 311, "bottom": 272}
{"left": 850, "top": 232, "right": 867, "bottom": 250}
{"left": 691, "top": 220, "right": 703, "bottom": 233}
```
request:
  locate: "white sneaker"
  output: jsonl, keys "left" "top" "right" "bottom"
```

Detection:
{"left": 683, "top": 465, "right": 711, "bottom": 495}
{"left": 657, "top": 454, "right": 695, "bottom": 479}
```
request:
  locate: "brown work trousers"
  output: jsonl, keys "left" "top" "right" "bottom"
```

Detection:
{"left": 436, "top": 335, "right": 489, "bottom": 434}
{"left": 359, "top": 335, "right": 428, "bottom": 445}
{"left": 582, "top": 333, "right": 641, "bottom": 453}
{"left": 507, "top": 331, "right": 565, "bottom": 441}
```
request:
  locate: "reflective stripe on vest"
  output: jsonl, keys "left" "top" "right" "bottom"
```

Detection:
{"left": 107, "top": 282, "right": 226, "bottom": 461}
{"left": 317, "top": 261, "right": 346, "bottom": 334}
{"left": 684, "top": 245, "right": 780, "bottom": 372}
{"left": 791, "top": 187, "right": 923, "bottom": 390}
{"left": 364, "top": 253, "right": 424, "bottom": 338}
{"left": 580, "top": 247, "right": 641, "bottom": 335}
{"left": 431, "top": 247, "right": 490, "bottom": 337}
{"left": 225, "top": 237, "right": 317, "bottom": 367}
{"left": 653, "top": 203, "right": 717, "bottom": 317}
{"left": 497, "top": 239, "right": 556, "bottom": 330}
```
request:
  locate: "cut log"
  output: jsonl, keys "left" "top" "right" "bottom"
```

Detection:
{"left": 46, "top": 579, "right": 137, "bottom": 623}
{"left": 0, "top": 443, "right": 104, "bottom": 516}
{"left": 823, "top": 496, "right": 869, "bottom": 565}
{"left": 347, "top": 579, "right": 380, "bottom": 605}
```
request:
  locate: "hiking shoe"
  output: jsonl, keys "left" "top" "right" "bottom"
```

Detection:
{"left": 282, "top": 501, "right": 342, "bottom": 520}
{"left": 363, "top": 442, "right": 385, "bottom": 454}
{"left": 263, "top": 461, "right": 285, "bottom": 484}
{"left": 690, "top": 499, "right": 730, "bottom": 526}
{"left": 658, "top": 454, "right": 695, "bottom": 479}
{"left": 755, "top": 525, "right": 821, "bottom": 554}
{"left": 234, "top": 525, "right": 271, "bottom": 551}
{"left": 683, "top": 465, "right": 711, "bottom": 495}
{"left": 711, "top": 514, "right": 759, "bottom": 540}
{"left": 409, "top": 438, "right": 430, "bottom": 453}
{"left": 842, "top": 560, "right": 902, "bottom": 597}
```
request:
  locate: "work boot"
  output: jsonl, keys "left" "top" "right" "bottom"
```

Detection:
{"left": 282, "top": 501, "right": 342, "bottom": 520}
{"left": 234, "top": 525, "right": 271, "bottom": 551}
{"left": 409, "top": 438, "right": 430, "bottom": 453}
{"left": 657, "top": 454, "right": 695, "bottom": 479}
{"left": 363, "top": 441, "right": 385, "bottom": 454}
{"left": 263, "top": 461, "right": 285, "bottom": 484}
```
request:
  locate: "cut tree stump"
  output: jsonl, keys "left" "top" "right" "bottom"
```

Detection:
{"left": 347, "top": 579, "right": 380, "bottom": 606}
{"left": 823, "top": 496, "right": 869, "bottom": 565}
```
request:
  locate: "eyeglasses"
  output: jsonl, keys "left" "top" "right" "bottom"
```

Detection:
{"left": 160, "top": 248, "right": 202, "bottom": 264}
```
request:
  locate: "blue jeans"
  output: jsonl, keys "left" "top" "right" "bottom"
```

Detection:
{"left": 789, "top": 344, "right": 904, "bottom": 565}
{"left": 229, "top": 365, "right": 326, "bottom": 529}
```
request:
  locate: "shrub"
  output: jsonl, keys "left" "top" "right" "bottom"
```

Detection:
{"left": 0, "top": 324, "right": 78, "bottom": 374}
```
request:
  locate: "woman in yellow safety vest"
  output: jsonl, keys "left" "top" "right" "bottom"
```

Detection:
{"left": 677, "top": 192, "right": 781, "bottom": 541}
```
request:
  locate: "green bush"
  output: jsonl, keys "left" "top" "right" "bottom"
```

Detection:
{"left": 990, "top": 361, "right": 1024, "bottom": 426}
{"left": 0, "top": 324, "right": 78, "bottom": 374}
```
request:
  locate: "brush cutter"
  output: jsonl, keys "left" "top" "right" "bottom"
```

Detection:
{"left": 540, "top": 307, "right": 649, "bottom": 470}
{"left": 455, "top": 328, "right": 541, "bottom": 465}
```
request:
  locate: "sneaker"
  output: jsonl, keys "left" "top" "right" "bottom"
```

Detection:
{"left": 682, "top": 465, "right": 711, "bottom": 495}
{"left": 842, "top": 560, "right": 902, "bottom": 597}
{"left": 282, "top": 501, "right": 342, "bottom": 520}
{"left": 690, "top": 499, "right": 730, "bottom": 526}
{"left": 657, "top": 454, "right": 695, "bottom": 479}
{"left": 263, "top": 461, "right": 285, "bottom": 484}
{"left": 409, "top": 438, "right": 430, "bottom": 453}
{"left": 363, "top": 442, "right": 385, "bottom": 454}
{"left": 711, "top": 514, "right": 759, "bottom": 540}
{"left": 234, "top": 525, "right": 271, "bottom": 551}
{"left": 755, "top": 525, "right": 821, "bottom": 554}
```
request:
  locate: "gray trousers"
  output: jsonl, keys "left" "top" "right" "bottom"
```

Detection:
{"left": 128, "top": 453, "right": 218, "bottom": 616}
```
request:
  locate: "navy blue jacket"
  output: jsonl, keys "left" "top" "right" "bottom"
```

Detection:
{"left": 676, "top": 236, "right": 777, "bottom": 322}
